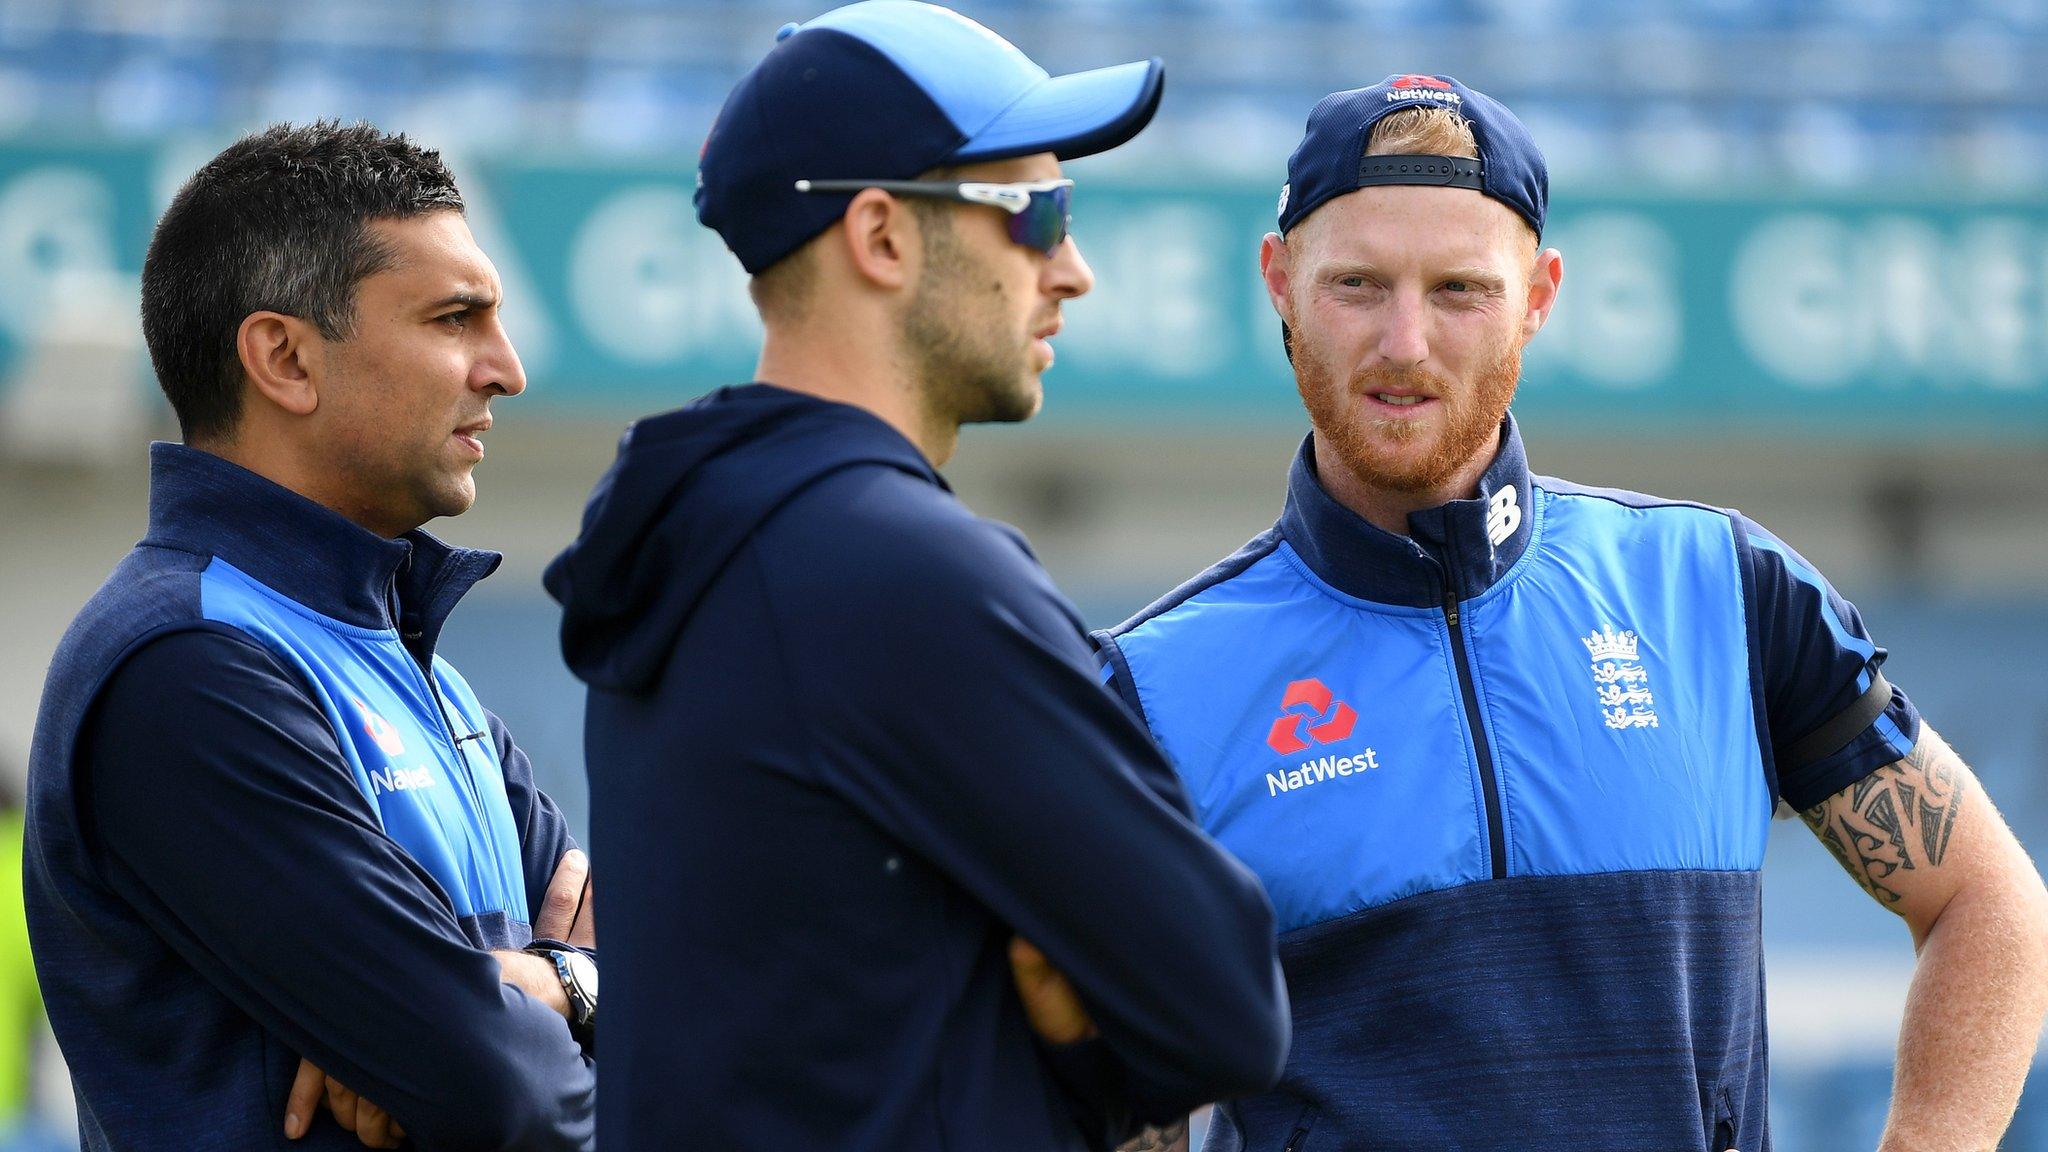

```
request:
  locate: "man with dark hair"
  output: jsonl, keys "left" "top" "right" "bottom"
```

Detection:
{"left": 1094, "top": 76, "right": 2048, "bottom": 1151}
{"left": 543, "top": 3, "right": 1289, "bottom": 1150}
{"left": 26, "top": 121, "right": 598, "bottom": 1151}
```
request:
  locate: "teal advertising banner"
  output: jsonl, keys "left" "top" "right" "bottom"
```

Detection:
{"left": 2, "top": 139, "right": 2043, "bottom": 433}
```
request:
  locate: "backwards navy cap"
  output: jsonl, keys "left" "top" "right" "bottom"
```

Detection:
{"left": 1278, "top": 74, "right": 1547, "bottom": 239}
{"left": 697, "top": 0, "right": 1164, "bottom": 274}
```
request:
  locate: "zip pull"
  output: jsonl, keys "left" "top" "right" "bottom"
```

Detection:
{"left": 1282, "top": 1127, "right": 1312, "bottom": 1152}
{"left": 1436, "top": 558, "right": 1461, "bottom": 628}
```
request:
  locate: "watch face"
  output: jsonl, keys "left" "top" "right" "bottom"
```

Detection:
{"left": 566, "top": 951, "right": 598, "bottom": 1000}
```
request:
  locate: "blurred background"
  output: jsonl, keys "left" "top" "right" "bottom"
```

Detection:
{"left": 2, "top": 0, "right": 2047, "bottom": 1147}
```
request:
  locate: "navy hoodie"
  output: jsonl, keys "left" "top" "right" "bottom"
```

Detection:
{"left": 545, "top": 384, "right": 1289, "bottom": 1151}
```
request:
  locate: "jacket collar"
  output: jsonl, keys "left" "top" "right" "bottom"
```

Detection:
{"left": 1278, "top": 413, "right": 1535, "bottom": 609}
{"left": 143, "top": 442, "right": 500, "bottom": 649}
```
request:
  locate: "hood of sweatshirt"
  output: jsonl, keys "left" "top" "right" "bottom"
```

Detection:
{"left": 543, "top": 383, "right": 941, "bottom": 694}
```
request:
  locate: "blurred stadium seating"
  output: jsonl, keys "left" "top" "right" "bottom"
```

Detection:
{"left": 2, "top": 1, "right": 2047, "bottom": 1147}
{"left": 3, "top": 0, "right": 2048, "bottom": 184}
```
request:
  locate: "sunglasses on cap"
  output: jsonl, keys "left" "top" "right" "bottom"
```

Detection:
{"left": 793, "top": 178, "right": 1074, "bottom": 255}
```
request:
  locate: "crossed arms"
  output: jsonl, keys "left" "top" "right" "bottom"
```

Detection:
{"left": 86, "top": 628, "right": 597, "bottom": 1150}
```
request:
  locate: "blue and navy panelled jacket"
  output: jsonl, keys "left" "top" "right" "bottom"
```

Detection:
{"left": 25, "top": 443, "right": 594, "bottom": 1151}
{"left": 1094, "top": 417, "right": 1921, "bottom": 1152}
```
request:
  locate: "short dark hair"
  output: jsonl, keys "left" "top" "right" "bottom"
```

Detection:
{"left": 747, "top": 163, "right": 961, "bottom": 325}
{"left": 140, "top": 121, "right": 465, "bottom": 442}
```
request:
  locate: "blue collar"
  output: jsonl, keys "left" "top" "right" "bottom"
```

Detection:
{"left": 142, "top": 443, "right": 500, "bottom": 651}
{"left": 1278, "top": 414, "right": 1536, "bottom": 609}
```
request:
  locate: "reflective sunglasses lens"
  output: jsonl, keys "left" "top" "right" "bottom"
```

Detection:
{"left": 1007, "top": 186, "right": 1070, "bottom": 254}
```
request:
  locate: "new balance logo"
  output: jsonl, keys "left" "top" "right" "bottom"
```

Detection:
{"left": 1486, "top": 485, "right": 1521, "bottom": 548}
{"left": 1266, "top": 678, "right": 1357, "bottom": 755}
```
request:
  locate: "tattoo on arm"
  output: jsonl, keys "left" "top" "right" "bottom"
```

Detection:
{"left": 1800, "top": 738, "right": 1967, "bottom": 907}
{"left": 1119, "top": 1117, "right": 1191, "bottom": 1152}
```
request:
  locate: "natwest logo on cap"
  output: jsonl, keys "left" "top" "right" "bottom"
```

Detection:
{"left": 1390, "top": 74, "right": 1453, "bottom": 91}
{"left": 1265, "top": 678, "right": 1358, "bottom": 756}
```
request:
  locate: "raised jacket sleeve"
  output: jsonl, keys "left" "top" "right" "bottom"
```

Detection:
{"left": 81, "top": 627, "right": 595, "bottom": 1152}
{"left": 1736, "top": 515, "right": 1921, "bottom": 810}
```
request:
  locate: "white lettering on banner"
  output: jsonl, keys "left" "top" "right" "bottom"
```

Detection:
{"left": 1731, "top": 215, "right": 1869, "bottom": 388}
{"left": 1054, "top": 204, "right": 1230, "bottom": 379}
{"left": 568, "top": 185, "right": 760, "bottom": 365}
{"left": 458, "top": 167, "right": 558, "bottom": 375}
{"left": 1730, "top": 213, "right": 2047, "bottom": 391}
{"left": 0, "top": 168, "right": 120, "bottom": 340}
{"left": 1956, "top": 218, "right": 2032, "bottom": 389}
{"left": 1522, "top": 213, "right": 1682, "bottom": 390}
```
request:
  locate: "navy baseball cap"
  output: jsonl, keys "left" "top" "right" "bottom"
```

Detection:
{"left": 1277, "top": 74, "right": 1547, "bottom": 239}
{"left": 697, "top": 1, "right": 1165, "bottom": 274}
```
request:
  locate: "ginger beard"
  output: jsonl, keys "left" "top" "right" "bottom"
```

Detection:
{"left": 1290, "top": 320, "right": 1524, "bottom": 496}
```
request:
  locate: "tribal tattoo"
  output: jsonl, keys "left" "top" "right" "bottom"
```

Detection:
{"left": 1800, "top": 737, "right": 1967, "bottom": 907}
{"left": 1118, "top": 1118, "right": 1191, "bottom": 1152}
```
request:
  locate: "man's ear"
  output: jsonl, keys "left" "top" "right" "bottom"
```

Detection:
{"left": 838, "top": 188, "right": 917, "bottom": 293}
{"left": 1258, "top": 231, "right": 1292, "bottom": 321}
{"left": 235, "top": 311, "right": 324, "bottom": 419}
{"left": 1522, "top": 247, "right": 1563, "bottom": 343}
{"left": 1260, "top": 232, "right": 1303, "bottom": 364}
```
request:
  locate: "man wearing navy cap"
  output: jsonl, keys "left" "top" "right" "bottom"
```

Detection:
{"left": 545, "top": 4, "right": 1288, "bottom": 1149}
{"left": 1094, "top": 75, "right": 2048, "bottom": 1151}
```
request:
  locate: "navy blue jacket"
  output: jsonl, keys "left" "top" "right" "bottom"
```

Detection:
{"left": 26, "top": 444, "right": 595, "bottom": 1151}
{"left": 1094, "top": 418, "right": 1920, "bottom": 1152}
{"left": 544, "top": 384, "right": 1289, "bottom": 1152}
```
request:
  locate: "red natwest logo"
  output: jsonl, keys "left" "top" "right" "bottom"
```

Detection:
{"left": 1265, "top": 678, "right": 1358, "bottom": 756}
{"left": 1390, "top": 74, "right": 1452, "bottom": 91}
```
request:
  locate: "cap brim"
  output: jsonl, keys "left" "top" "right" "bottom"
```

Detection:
{"left": 951, "top": 57, "right": 1163, "bottom": 163}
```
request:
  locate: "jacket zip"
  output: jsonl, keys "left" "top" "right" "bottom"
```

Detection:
{"left": 392, "top": 583, "right": 512, "bottom": 900}
{"left": 1443, "top": 582, "right": 1507, "bottom": 881}
{"left": 413, "top": 646, "right": 512, "bottom": 892}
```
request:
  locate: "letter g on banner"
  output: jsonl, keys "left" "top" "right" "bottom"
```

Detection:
{"left": 568, "top": 184, "right": 758, "bottom": 367}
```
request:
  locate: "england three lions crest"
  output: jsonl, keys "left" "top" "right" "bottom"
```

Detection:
{"left": 1583, "top": 627, "right": 1659, "bottom": 730}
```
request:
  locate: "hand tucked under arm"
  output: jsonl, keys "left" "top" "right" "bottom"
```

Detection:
{"left": 1009, "top": 936, "right": 1098, "bottom": 1046}
{"left": 1799, "top": 725, "right": 2048, "bottom": 1152}
{"left": 533, "top": 848, "right": 594, "bottom": 950}
{"left": 1118, "top": 1116, "right": 1191, "bottom": 1152}
{"left": 285, "top": 1058, "right": 405, "bottom": 1148}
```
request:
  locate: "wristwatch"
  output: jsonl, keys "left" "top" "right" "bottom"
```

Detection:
{"left": 526, "top": 940, "right": 598, "bottom": 1045}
